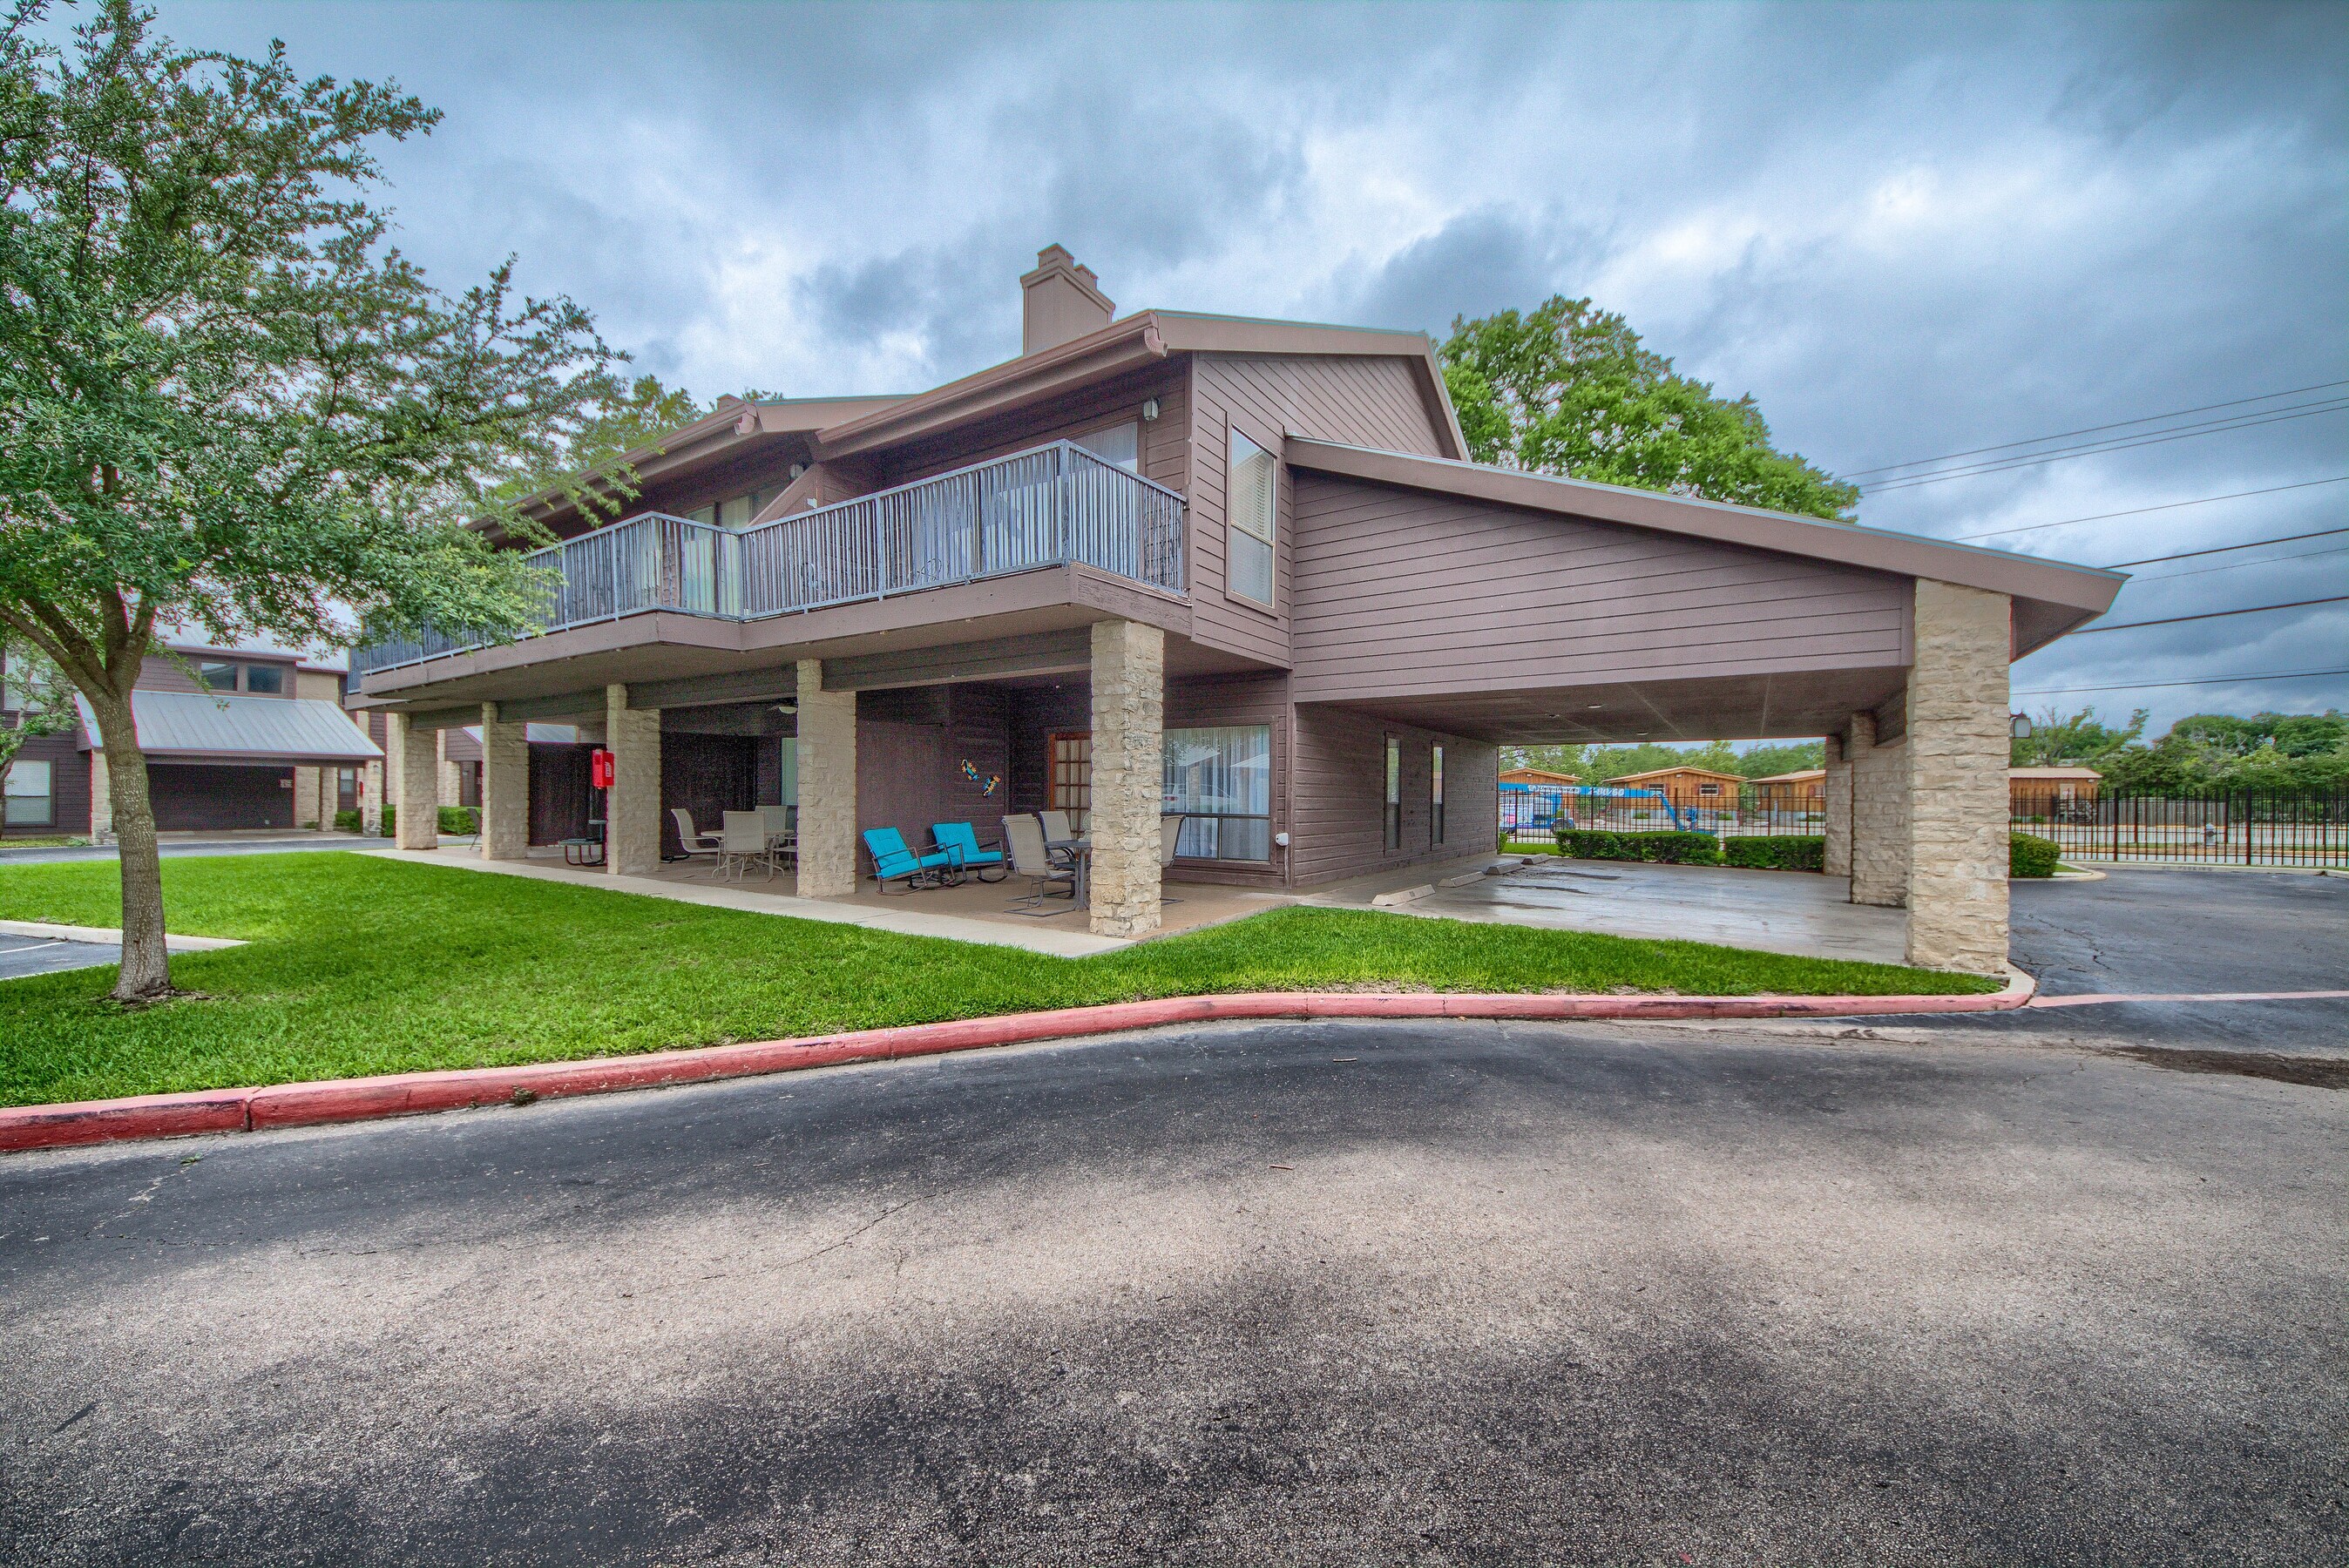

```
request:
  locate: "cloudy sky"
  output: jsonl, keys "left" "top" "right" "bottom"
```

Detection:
{"left": 146, "top": 1, "right": 2348, "bottom": 731}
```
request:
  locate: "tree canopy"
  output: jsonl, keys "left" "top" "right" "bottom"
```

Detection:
{"left": 0, "top": 0, "right": 626, "bottom": 996}
{"left": 1439, "top": 296, "right": 1858, "bottom": 521}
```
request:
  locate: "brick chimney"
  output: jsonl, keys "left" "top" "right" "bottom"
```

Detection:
{"left": 1019, "top": 245, "right": 1115, "bottom": 356}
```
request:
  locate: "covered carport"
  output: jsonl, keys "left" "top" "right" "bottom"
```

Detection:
{"left": 76, "top": 688, "right": 382, "bottom": 835}
{"left": 1284, "top": 441, "right": 2126, "bottom": 972}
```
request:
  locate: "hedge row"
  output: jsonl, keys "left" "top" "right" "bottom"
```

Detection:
{"left": 1720, "top": 835, "right": 1825, "bottom": 872}
{"left": 1553, "top": 828, "right": 1723, "bottom": 865}
{"left": 333, "top": 808, "right": 362, "bottom": 834}
{"left": 2010, "top": 831, "right": 2061, "bottom": 878}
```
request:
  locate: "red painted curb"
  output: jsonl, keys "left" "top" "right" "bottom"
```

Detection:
{"left": 0, "top": 977, "right": 2031, "bottom": 1154}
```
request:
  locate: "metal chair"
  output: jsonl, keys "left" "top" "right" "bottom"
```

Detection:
{"left": 759, "top": 803, "right": 795, "bottom": 869}
{"left": 863, "top": 827, "right": 957, "bottom": 894}
{"left": 931, "top": 821, "right": 1008, "bottom": 882}
{"left": 1001, "top": 814, "right": 1076, "bottom": 915}
{"left": 716, "top": 811, "right": 777, "bottom": 882}
{"left": 1159, "top": 813, "right": 1186, "bottom": 905}
{"left": 1039, "top": 808, "right": 1081, "bottom": 869}
{"left": 669, "top": 808, "right": 721, "bottom": 872}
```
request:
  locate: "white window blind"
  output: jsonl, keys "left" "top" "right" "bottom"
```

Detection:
{"left": 1227, "top": 429, "right": 1276, "bottom": 606}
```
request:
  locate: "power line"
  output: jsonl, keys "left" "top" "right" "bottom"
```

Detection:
{"left": 2014, "top": 668, "right": 2349, "bottom": 697}
{"left": 2129, "top": 544, "right": 2349, "bottom": 582}
{"left": 1843, "top": 380, "right": 2349, "bottom": 479}
{"left": 2069, "top": 596, "right": 2348, "bottom": 634}
{"left": 1949, "top": 476, "right": 2349, "bottom": 541}
{"left": 1859, "top": 400, "right": 2349, "bottom": 493}
{"left": 2102, "top": 528, "right": 2349, "bottom": 567}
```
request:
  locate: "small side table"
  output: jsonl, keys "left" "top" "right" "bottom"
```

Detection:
{"left": 561, "top": 836, "right": 605, "bottom": 867}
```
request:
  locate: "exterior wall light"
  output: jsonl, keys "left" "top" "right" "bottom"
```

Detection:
{"left": 2011, "top": 713, "right": 2034, "bottom": 739}
{"left": 1141, "top": 398, "right": 1161, "bottom": 421}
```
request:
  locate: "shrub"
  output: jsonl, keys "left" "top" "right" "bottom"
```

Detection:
{"left": 1721, "top": 835, "right": 1825, "bottom": 872}
{"left": 2010, "top": 831, "right": 2060, "bottom": 878}
{"left": 380, "top": 805, "right": 395, "bottom": 838}
{"left": 438, "top": 805, "right": 480, "bottom": 835}
{"left": 333, "top": 809, "right": 362, "bottom": 834}
{"left": 1554, "top": 828, "right": 1723, "bottom": 865}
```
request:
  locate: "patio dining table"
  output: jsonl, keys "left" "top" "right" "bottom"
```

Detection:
{"left": 1046, "top": 835, "right": 1092, "bottom": 906}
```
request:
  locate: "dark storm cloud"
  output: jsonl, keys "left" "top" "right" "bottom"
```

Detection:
{"left": 105, "top": 0, "right": 2349, "bottom": 725}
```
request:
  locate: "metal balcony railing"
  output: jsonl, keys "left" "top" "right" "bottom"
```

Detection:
{"left": 351, "top": 442, "right": 1187, "bottom": 679}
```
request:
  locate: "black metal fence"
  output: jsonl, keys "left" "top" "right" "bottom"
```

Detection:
{"left": 1500, "top": 786, "right": 1824, "bottom": 842}
{"left": 2016, "top": 787, "right": 2348, "bottom": 868}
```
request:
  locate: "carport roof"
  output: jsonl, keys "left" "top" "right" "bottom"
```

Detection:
{"left": 75, "top": 692, "right": 383, "bottom": 764}
{"left": 1284, "top": 440, "right": 2126, "bottom": 657}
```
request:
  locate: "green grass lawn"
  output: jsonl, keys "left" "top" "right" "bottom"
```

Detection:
{"left": 0, "top": 852, "right": 1995, "bottom": 1107}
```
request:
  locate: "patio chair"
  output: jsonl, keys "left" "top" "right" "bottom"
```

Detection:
{"left": 669, "top": 808, "right": 721, "bottom": 870}
{"left": 1039, "top": 808, "right": 1082, "bottom": 868}
{"left": 716, "top": 811, "right": 777, "bottom": 882}
{"left": 930, "top": 822, "right": 1007, "bottom": 882}
{"left": 1001, "top": 814, "right": 1076, "bottom": 915}
{"left": 759, "top": 803, "right": 795, "bottom": 869}
{"left": 863, "top": 827, "right": 958, "bottom": 895}
{"left": 1158, "top": 813, "right": 1186, "bottom": 905}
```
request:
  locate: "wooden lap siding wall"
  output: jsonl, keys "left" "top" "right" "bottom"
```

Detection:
{"left": 1287, "top": 475, "right": 1912, "bottom": 705}
{"left": 1185, "top": 355, "right": 1451, "bottom": 672}
{"left": 1289, "top": 707, "right": 1497, "bottom": 885}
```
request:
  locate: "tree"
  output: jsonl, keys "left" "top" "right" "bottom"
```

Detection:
{"left": 1439, "top": 296, "right": 1859, "bottom": 521}
{"left": 0, "top": 3, "right": 625, "bottom": 999}
{"left": 499, "top": 373, "right": 707, "bottom": 505}
{"left": 2012, "top": 705, "right": 2147, "bottom": 768}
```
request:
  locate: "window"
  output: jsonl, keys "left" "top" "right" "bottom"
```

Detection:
{"left": 3, "top": 759, "right": 52, "bottom": 826}
{"left": 1226, "top": 428, "right": 1276, "bottom": 607}
{"left": 1384, "top": 735, "right": 1402, "bottom": 850}
{"left": 195, "top": 659, "right": 238, "bottom": 693}
{"left": 1697, "top": 781, "right": 1720, "bottom": 797}
{"left": 690, "top": 490, "right": 774, "bottom": 530}
{"left": 1049, "top": 732, "right": 1093, "bottom": 833}
{"left": 1164, "top": 725, "right": 1271, "bottom": 862}
{"left": 1431, "top": 745, "right": 1445, "bottom": 846}
{"left": 1074, "top": 422, "right": 1141, "bottom": 473}
{"left": 243, "top": 663, "right": 284, "bottom": 694}
{"left": 336, "top": 767, "right": 358, "bottom": 813}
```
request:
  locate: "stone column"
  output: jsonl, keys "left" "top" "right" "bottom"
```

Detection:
{"left": 479, "top": 701, "right": 530, "bottom": 862}
{"left": 1847, "top": 710, "right": 1908, "bottom": 908}
{"left": 605, "top": 684, "right": 662, "bottom": 877}
{"left": 437, "top": 729, "right": 463, "bottom": 809}
{"left": 293, "top": 766, "right": 322, "bottom": 829}
{"left": 1905, "top": 579, "right": 2012, "bottom": 973}
{"left": 1822, "top": 732, "right": 1851, "bottom": 878}
{"left": 390, "top": 713, "right": 440, "bottom": 849}
{"left": 1087, "top": 618, "right": 1164, "bottom": 938}
{"left": 89, "top": 751, "right": 112, "bottom": 841}
{"left": 361, "top": 759, "right": 384, "bottom": 835}
{"left": 794, "top": 659, "right": 858, "bottom": 897}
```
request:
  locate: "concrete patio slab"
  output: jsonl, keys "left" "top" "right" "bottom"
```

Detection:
{"left": 1310, "top": 854, "right": 1911, "bottom": 965}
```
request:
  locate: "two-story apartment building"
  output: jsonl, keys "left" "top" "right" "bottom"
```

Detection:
{"left": 2, "top": 645, "right": 382, "bottom": 837}
{"left": 349, "top": 247, "right": 2122, "bottom": 971}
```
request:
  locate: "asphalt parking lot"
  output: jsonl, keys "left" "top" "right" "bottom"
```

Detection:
{"left": 1, "top": 866, "right": 2341, "bottom": 1565}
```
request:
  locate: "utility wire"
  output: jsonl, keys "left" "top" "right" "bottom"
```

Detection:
{"left": 1859, "top": 400, "right": 2349, "bottom": 493}
{"left": 1843, "top": 380, "right": 2349, "bottom": 478}
{"left": 2102, "top": 528, "right": 2349, "bottom": 567}
{"left": 2068, "top": 596, "right": 2348, "bottom": 634}
{"left": 2127, "top": 544, "right": 2349, "bottom": 583}
{"left": 2014, "top": 668, "right": 2349, "bottom": 696}
{"left": 1950, "top": 476, "right": 2349, "bottom": 541}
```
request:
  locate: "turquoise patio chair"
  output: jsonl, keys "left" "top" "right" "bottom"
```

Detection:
{"left": 863, "top": 827, "right": 958, "bottom": 895}
{"left": 930, "top": 822, "right": 1007, "bottom": 882}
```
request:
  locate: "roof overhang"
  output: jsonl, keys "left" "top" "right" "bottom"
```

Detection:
{"left": 75, "top": 693, "right": 382, "bottom": 764}
{"left": 1285, "top": 440, "right": 2125, "bottom": 658}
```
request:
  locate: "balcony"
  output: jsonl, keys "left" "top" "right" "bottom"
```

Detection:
{"left": 354, "top": 441, "right": 1187, "bottom": 679}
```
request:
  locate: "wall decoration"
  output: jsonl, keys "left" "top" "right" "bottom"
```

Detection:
{"left": 961, "top": 759, "right": 1001, "bottom": 797}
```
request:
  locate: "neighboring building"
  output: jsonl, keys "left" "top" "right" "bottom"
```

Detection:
{"left": 347, "top": 246, "right": 2122, "bottom": 969}
{"left": 1750, "top": 767, "right": 1827, "bottom": 811}
{"left": 1, "top": 644, "right": 381, "bottom": 838}
{"left": 1607, "top": 765, "right": 1750, "bottom": 801}
{"left": 1499, "top": 767, "right": 1581, "bottom": 786}
{"left": 2010, "top": 766, "right": 2102, "bottom": 816}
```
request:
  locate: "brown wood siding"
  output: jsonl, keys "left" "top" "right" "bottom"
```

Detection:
{"left": 528, "top": 742, "right": 594, "bottom": 846}
{"left": 135, "top": 652, "right": 300, "bottom": 697}
{"left": 661, "top": 733, "right": 759, "bottom": 858}
{"left": 148, "top": 764, "right": 294, "bottom": 830}
{"left": 0, "top": 728, "right": 91, "bottom": 837}
{"left": 1007, "top": 683, "right": 1090, "bottom": 818}
{"left": 1290, "top": 475, "right": 1912, "bottom": 702}
{"left": 871, "top": 362, "right": 1192, "bottom": 499}
{"left": 1185, "top": 355, "right": 1451, "bottom": 672}
{"left": 1289, "top": 705, "right": 1496, "bottom": 886}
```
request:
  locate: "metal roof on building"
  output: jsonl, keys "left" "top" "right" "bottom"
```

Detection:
{"left": 76, "top": 692, "right": 382, "bottom": 763}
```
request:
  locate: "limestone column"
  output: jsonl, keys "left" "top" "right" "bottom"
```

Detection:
{"left": 1847, "top": 710, "right": 1908, "bottom": 908}
{"left": 1905, "top": 579, "right": 2012, "bottom": 973}
{"left": 294, "top": 766, "right": 322, "bottom": 829}
{"left": 390, "top": 713, "right": 440, "bottom": 849}
{"left": 437, "top": 728, "right": 462, "bottom": 809}
{"left": 361, "top": 759, "right": 384, "bottom": 835}
{"left": 1087, "top": 618, "right": 1164, "bottom": 938}
{"left": 794, "top": 659, "right": 858, "bottom": 897}
{"left": 89, "top": 751, "right": 112, "bottom": 841}
{"left": 479, "top": 701, "right": 530, "bottom": 862}
{"left": 605, "top": 684, "right": 662, "bottom": 877}
{"left": 1822, "top": 732, "right": 1851, "bottom": 878}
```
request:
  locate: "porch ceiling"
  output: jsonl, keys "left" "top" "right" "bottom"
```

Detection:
{"left": 1319, "top": 667, "right": 1912, "bottom": 746}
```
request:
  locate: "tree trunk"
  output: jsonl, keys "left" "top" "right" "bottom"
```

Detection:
{"left": 84, "top": 689, "right": 172, "bottom": 1000}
